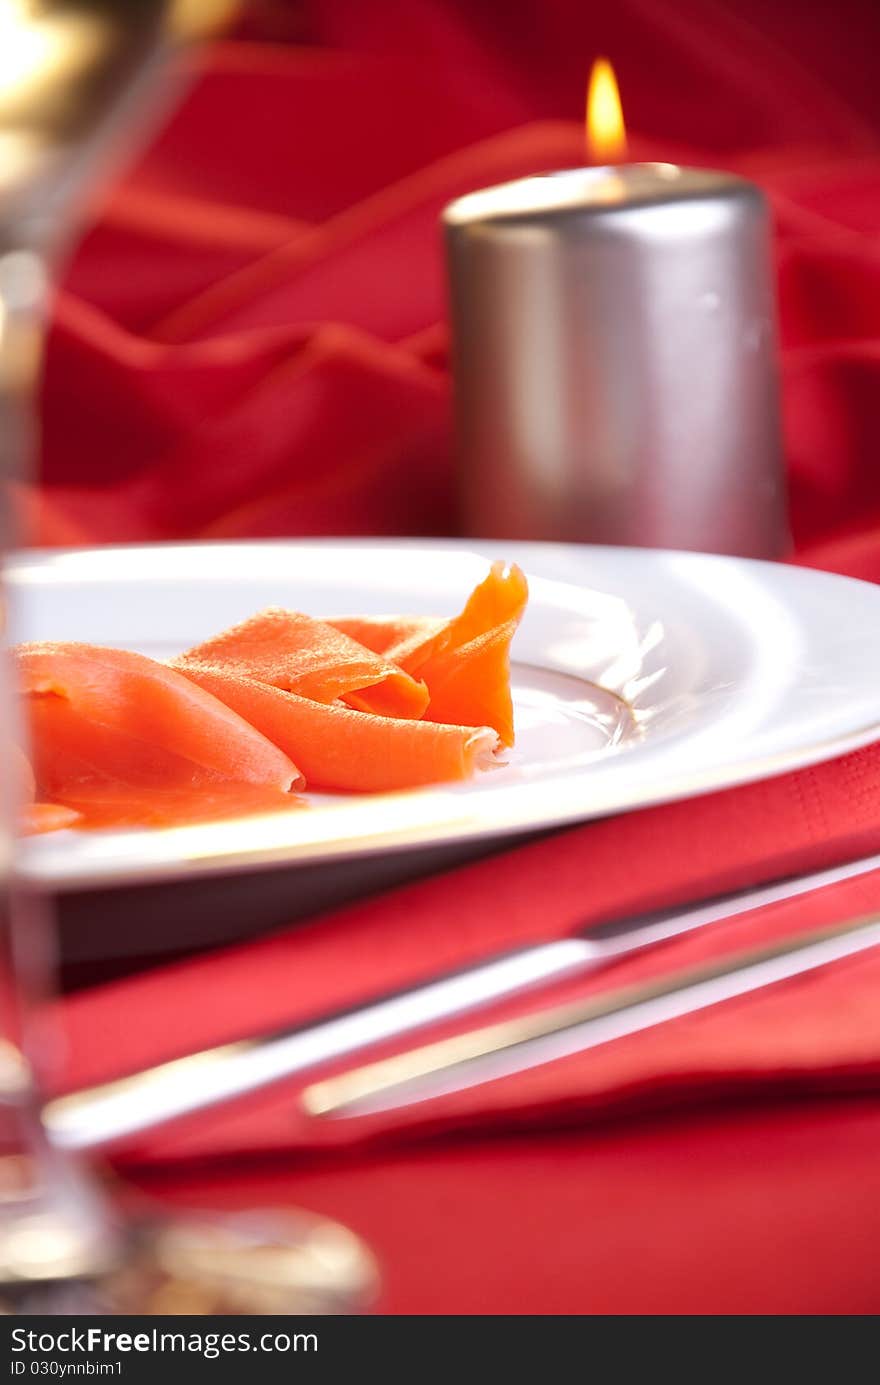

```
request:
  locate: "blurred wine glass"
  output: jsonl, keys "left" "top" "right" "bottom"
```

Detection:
{"left": 0, "top": 1, "right": 377, "bottom": 1313}
{"left": 0, "top": 0, "right": 218, "bottom": 1310}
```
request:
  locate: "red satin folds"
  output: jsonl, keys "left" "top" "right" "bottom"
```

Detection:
{"left": 25, "top": 0, "right": 880, "bottom": 582}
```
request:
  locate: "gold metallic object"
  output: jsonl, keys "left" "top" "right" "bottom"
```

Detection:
{"left": 104, "top": 1211, "right": 380, "bottom": 1316}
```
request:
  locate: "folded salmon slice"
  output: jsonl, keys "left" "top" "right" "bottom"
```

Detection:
{"left": 176, "top": 607, "right": 429, "bottom": 720}
{"left": 174, "top": 661, "right": 499, "bottom": 793}
{"left": 11, "top": 745, "right": 78, "bottom": 834}
{"left": 16, "top": 561, "right": 526, "bottom": 830}
{"left": 21, "top": 802, "right": 82, "bottom": 834}
{"left": 329, "top": 562, "right": 528, "bottom": 746}
{"left": 328, "top": 615, "right": 446, "bottom": 659}
{"left": 13, "top": 743, "right": 36, "bottom": 802}
{"left": 16, "top": 643, "right": 303, "bottom": 828}
{"left": 39, "top": 784, "right": 302, "bottom": 831}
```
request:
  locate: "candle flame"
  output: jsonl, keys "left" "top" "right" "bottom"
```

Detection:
{"left": 586, "top": 57, "right": 627, "bottom": 162}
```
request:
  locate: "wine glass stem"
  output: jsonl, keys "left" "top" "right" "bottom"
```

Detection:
{"left": 0, "top": 245, "right": 120, "bottom": 1297}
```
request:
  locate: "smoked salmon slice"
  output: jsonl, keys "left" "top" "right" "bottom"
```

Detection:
{"left": 327, "top": 615, "right": 445, "bottom": 659}
{"left": 21, "top": 803, "right": 82, "bottom": 835}
{"left": 36, "top": 785, "right": 302, "bottom": 831}
{"left": 175, "top": 608, "right": 429, "bottom": 720}
{"left": 16, "top": 559, "right": 527, "bottom": 830}
{"left": 173, "top": 661, "right": 499, "bottom": 793}
{"left": 13, "top": 743, "right": 36, "bottom": 802}
{"left": 16, "top": 643, "right": 303, "bottom": 828}
{"left": 329, "top": 562, "right": 528, "bottom": 746}
{"left": 11, "top": 745, "right": 78, "bottom": 834}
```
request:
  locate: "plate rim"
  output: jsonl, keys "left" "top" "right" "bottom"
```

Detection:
{"left": 10, "top": 538, "right": 880, "bottom": 892}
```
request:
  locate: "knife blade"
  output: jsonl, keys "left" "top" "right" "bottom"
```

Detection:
{"left": 44, "top": 850, "right": 880, "bottom": 1151}
{"left": 301, "top": 910, "right": 880, "bottom": 1119}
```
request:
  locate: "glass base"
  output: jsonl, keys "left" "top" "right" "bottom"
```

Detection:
{"left": 0, "top": 1207, "right": 380, "bottom": 1315}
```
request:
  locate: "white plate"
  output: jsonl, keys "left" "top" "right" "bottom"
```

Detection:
{"left": 8, "top": 539, "right": 880, "bottom": 893}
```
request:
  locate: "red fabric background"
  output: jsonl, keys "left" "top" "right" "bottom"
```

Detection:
{"left": 31, "top": 0, "right": 880, "bottom": 1314}
{"left": 28, "top": 0, "right": 880, "bottom": 583}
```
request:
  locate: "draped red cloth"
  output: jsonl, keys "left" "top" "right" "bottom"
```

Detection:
{"left": 29, "top": 0, "right": 880, "bottom": 582}
{"left": 31, "top": 0, "right": 880, "bottom": 1314}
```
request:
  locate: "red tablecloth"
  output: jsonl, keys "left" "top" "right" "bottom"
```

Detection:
{"left": 121, "top": 1097, "right": 880, "bottom": 1314}
{"left": 35, "top": 0, "right": 880, "bottom": 1313}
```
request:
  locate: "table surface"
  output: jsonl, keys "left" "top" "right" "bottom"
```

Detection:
{"left": 122, "top": 1091, "right": 880, "bottom": 1315}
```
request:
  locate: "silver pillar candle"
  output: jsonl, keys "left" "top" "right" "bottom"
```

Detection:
{"left": 444, "top": 164, "right": 788, "bottom": 557}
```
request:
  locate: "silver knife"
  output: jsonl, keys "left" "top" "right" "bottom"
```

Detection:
{"left": 301, "top": 910, "right": 880, "bottom": 1119}
{"left": 44, "top": 851, "right": 880, "bottom": 1151}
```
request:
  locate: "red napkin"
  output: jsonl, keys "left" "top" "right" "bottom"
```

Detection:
{"left": 53, "top": 737, "right": 880, "bottom": 1167}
